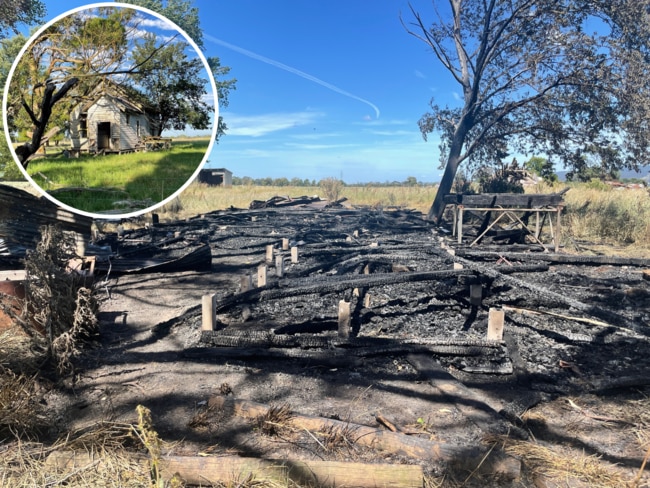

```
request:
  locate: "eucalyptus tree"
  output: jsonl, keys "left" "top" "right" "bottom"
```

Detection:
{"left": 0, "top": 0, "right": 46, "bottom": 178}
{"left": 131, "top": 33, "right": 212, "bottom": 136}
{"left": 7, "top": 7, "right": 141, "bottom": 165}
{"left": 119, "top": 0, "right": 237, "bottom": 140}
{"left": 404, "top": 0, "right": 650, "bottom": 223}
{"left": 0, "top": 0, "right": 45, "bottom": 37}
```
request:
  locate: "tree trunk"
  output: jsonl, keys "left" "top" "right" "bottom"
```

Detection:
{"left": 427, "top": 119, "right": 470, "bottom": 224}
{"left": 15, "top": 78, "right": 78, "bottom": 168}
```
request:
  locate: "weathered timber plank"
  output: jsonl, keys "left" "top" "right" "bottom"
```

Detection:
{"left": 46, "top": 451, "right": 424, "bottom": 488}
{"left": 208, "top": 396, "right": 521, "bottom": 480}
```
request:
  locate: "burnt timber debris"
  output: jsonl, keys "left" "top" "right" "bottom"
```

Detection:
{"left": 87, "top": 198, "right": 650, "bottom": 397}
{"left": 4, "top": 188, "right": 650, "bottom": 478}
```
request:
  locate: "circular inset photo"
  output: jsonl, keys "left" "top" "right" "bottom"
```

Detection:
{"left": 3, "top": 2, "right": 218, "bottom": 218}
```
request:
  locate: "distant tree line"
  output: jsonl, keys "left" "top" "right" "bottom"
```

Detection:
{"left": 230, "top": 176, "right": 437, "bottom": 187}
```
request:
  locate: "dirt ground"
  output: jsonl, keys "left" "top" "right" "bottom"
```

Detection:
{"left": 6, "top": 204, "right": 650, "bottom": 487}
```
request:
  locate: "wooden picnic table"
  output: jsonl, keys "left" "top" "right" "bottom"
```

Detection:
{"left": 142, "top": 136, "right": 172, "bottom": 151}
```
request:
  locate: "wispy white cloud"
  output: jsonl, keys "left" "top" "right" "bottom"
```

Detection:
{"left": 224, "top": 111, "right": 324, "bottom": 137}
{"left": 290, "top": 131, "right": 347, "bottom": 140}
{"left": 415, "top": 69, "right": 426, "bottom": 79}
{"left": 283, "top": 142, "right": 360, "bottom": 150}
{"left": 137, "top": 16, "right": 177, "bottom": 31}
{"left": 366, "top": 129, "right": 417, "bottom": 136}
{"left": 354, "top": 118, "right": 411, "bottom": 127}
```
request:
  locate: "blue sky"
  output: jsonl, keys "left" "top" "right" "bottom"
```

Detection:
{"left": 39, "top": 1, "right": 458, "bottom": 184}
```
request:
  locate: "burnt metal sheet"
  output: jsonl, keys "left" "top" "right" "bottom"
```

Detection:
{"left": 95, "top": 242, "right": 212, "bottom": 274}
{"left": 0, "top": 184, "right": 93, "bottom": 259}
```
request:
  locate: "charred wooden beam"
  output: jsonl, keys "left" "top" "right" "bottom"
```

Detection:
{"left": 443, "top": 193, "right": 565, "bottom": 207}
{"left": 455, "top": 249, "right": 650, "bottom": 267}
{"left": 213, "top": 269, "right": 474, "bottom": 314}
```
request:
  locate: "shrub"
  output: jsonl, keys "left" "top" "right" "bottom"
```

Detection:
{"left": 319, "top": 177, "right": 344, "bottom": 202}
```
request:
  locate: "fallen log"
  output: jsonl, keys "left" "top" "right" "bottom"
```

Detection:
{"left": 208, "top": 395, "right": 521, "bottom": 480}
{"left": 46, "top": 451, "right": 424, "bottom": 488}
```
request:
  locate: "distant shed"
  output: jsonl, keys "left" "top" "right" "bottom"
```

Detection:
{"left": 198, "top": 168, "right": 232, "bottom": 187}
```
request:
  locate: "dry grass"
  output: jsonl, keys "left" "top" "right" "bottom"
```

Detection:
{"left": 158, "top": 180, "right": 650, "bottom": 254}
{"left": 256, "top": 403, "right": 293, "bottom": 437}
{"left": 562, "top": 186, "right": 650, "bottom": 250}
{"left": 156, "top": 181, "right": 436, "bottom": 221}
{"left": 316, "top": 423, "right": 359, "bottom": 458}
{"left": 0, "top": 422, "right": 152, "bottom": 488}
{"left": 0, "top": 368, "right": 43, "bottom": 439}
{"left": 494, "top": 437, "right": 631, "bottom": 487}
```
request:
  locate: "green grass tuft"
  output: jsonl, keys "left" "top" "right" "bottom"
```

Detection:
{"left": 26, "top": 140, "right": 208, "bottom": 213}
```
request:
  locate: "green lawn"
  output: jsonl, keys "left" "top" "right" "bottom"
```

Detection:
{"left": 26, "top": 140, "right": 209, "bottom": 213}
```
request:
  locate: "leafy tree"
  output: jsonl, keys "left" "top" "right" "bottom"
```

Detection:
{"left": 0, "top": 35, "right": 29, "bottom": 179}
{"left": 120, "top": 0, "right": 237, "bottom": 140}
{"left": 404, "top": 0, "right": 650, "bottom": 223}
{"left": 6, "top": 5, "right": 221, "bottom": 165}
{"left": 0, "top": 0, "right": 47, "bottom": 178}
{"left": 404, "top": 176, "right": 418, "bottom": 187}
{"left": 6, "top": 8, "right": 142, "bottom": 165}
{"left": 131, "top": 34, "right": 212, "bottom": 136}
{"left": 524, "top": 156, "right": 558, "bottom": 183}
{"left": 0, "top": 0, "right": 45, "bottom": 37}
{"left": 273, "top": 177, "right": 290, "bottom": 186}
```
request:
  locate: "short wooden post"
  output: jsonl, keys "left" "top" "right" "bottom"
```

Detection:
{"left": 282, "top": 238, "right": 289, "bottom": 250}
{"left": 265, "top": 245, "right": 274, "bottom": 263}
{"left": 240, "top": 274, "right": 252, "bottom": 292}
{"left": 338, "top": 300, "right": 351, "bottom": 339}
{"left": 291, "top": 246, "right": 299, "bottom": 263}
{"left": 363, "top": 294, "right": 371, "bottom": 308}
{"left": 257, "top": 264, "right": 267, "bottom": 287}
{"left": 202, "top": 294, "right": 216, "bottom": 332}
{"left": 457, "top": 205, "right": 464, "bottom": 244}
{"left": 487, "top": 308, "right": 505, "bottom": 341}
{"left": 555, "top": 206, "right": 562, "bottom": 252}
{"left": 275, "top": 255, "right": 284, "bottom": 277}
{"left": 469, "top": 284, "right": 482, "bottom": 307}
{"left": 452, "top": 205, "right": 457, "bottom": 237}
{"left": 353, "top": 230, "right": 359, "bottom": 238}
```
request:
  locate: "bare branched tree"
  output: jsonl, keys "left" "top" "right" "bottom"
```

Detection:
{"left": 404, "top": 0, "right": 650, "bottom": 223}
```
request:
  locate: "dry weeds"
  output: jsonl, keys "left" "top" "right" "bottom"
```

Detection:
{"left": 0, "top": 367, "right": 43, "bottom": 438}
{"left": 20, "top": 225, "right": 99, "bottom": 375}
{"left": 256, "top": 403, "right": 293, "bottom": 438}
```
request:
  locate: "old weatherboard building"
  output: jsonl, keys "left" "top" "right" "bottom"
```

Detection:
{"left": 69, "top": 81, "right": 155, "bottom": 155}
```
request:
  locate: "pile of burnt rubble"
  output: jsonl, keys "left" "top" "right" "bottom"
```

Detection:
{"left": 96, "top": 199, "right": 650, "bottom": 396}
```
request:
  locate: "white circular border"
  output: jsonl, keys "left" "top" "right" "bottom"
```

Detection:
{"left": 2, "top": 2, "right": 219, "bottom": 220}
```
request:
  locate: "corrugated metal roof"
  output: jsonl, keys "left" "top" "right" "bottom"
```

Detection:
{"left": 0, "top": 184, "right": 93, "bottom": 259}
